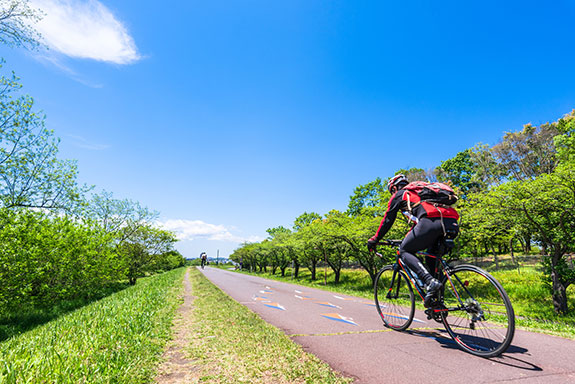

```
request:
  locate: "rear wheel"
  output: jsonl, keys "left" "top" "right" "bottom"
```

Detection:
{"left": 441, "top": 264, "right": 515, "bottom": 357}
{"left": 374, "top": 265, "right": 415, "bottom": 331}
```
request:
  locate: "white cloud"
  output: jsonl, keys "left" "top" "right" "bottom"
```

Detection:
{"left": 30, "top": 0, "right": 140, "bottom": 64}
{"left": 158, "top": 219, "right": 264, "bottom": 244}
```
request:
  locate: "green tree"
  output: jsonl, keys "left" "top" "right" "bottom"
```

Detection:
{"left": 85, "top": 191, "right": 158, "bottom": 245}
{"left": 436, "top": 149, "right": 480, "bottom": 196}
{"left": 258, "top": 241, "right": 273, "bottom": 273}
{"left": 118, "top": 225, "right": 178, "bottom": 285}
{"left": 487, "top": 162, "right": 575, "bottom": 314}
{"left": 151, "top": 250, "right": 186, "bottom": 272}
{"left": 293, "top": 211, "right": 321, "bottom": 230}
{"left": 266, "top": 226, "right": 292, "bottom": 275}
{"left": 296, "top": 221, "right": 324, "bottom": 280}
{"left": 324, "top": 212, "right": 385, "bottom": 284}
{"left": 230, "top": 242, "right": 259, "bottom": 272}
{"left": 0, "top": 209, "right": 121, "bottom": 309}
{"left": 554, "top": 110, "right": 575, "bottom": 163}
{"left": 492, "top": 122, "right": 561, "bottom": 181}
{"left": 347, "top": 178, "right": 387, "bottom": 217}
{"left": 395, "top": 167, "right": 430, "bottom": 183}
{"left": 292, "top": 212, "right": 322, "bottom": 277}
{"left": 320, "top": 211, "right": 354, "bottom": 284}
{"left": 0, "top": 0, "right": 42, "bottom": 49}
{"left": 469, "top": 143, "right": 504, "bottom": 188}
{"left": 461, "top": 192, "right": 515, "bottom": 268}
{"left": 0, "top": 64, "right": 85, "bottom": 211}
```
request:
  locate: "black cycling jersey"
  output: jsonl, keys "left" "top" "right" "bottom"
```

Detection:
{"left": 373, "top": 189, "right": 422, "bottom": 240}
{"left": 370, "top": 187, "right": 460, "bottom": 286}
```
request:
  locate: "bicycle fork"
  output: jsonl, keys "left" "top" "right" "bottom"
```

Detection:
{"left": 386, "top": 265, "right": 403, "bottom": 300}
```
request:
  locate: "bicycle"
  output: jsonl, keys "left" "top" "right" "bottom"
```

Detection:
{"left": 373, "top": 236, "right": 515, "bottom": 357}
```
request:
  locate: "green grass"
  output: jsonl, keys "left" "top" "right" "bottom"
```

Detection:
{"left": 0, "top": 268, "right": 186, "bottom": 383}
{"left": 489, "top": 267, "right": 575, "bottom": 337}
{"left": 0, "top": 282, "right": 131, "bottom": 342}
{"left": 186, "top": 268, "right": 351, "bottom": 383}
{"left": 235, "top": 263, "right": 575, "bottom": 338}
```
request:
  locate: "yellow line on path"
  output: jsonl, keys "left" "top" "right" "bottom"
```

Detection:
{"left": 289, "top": 329, "right": 393, "bottom": 337}
{"left": 289, "top": 327, "right": 445, "bottom": 338}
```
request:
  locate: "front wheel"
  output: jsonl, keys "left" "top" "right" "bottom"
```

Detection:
{"left": 441, "top": 264, "right": 515, "bottom": 357}
{"left": 374, "top": 265, "right": 415, "bottom": 331}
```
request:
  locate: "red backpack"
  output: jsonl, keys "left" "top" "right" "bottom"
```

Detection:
{"left": 403, "top": 181, "right": 458, "bottom": 206}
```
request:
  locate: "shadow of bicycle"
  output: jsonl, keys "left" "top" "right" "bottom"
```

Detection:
{"left": 404, "top": 328, "right": 540, "bottom": 371}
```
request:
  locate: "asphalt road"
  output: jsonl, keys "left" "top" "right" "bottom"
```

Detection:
{"left": 199, "top": 266, "right": 575, "bottom": 384}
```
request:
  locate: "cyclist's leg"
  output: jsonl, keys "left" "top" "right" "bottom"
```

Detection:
{"left": 399, "top": 218, "right": 444, "bottom": 285}
{"left": 425, "top": 255, "right": 438, "bottom": 279}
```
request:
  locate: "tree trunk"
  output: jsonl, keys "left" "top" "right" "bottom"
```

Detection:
{"left": 368, "top": 269, "right": 377, "bottom": 285}
{"left": 510, "top": 237, "right": 520, "bottom": 273}
{"left": 294, "top": 261, "right": 300, "bottom": 278}
{"left": 524, "top": 234, "right": 532, "bottom": 253}
{"left": 326, "top": 259, "right": 342, "bottom": 284}
{"left": 310, "top": 261, "right": 316, "bottom": 280}
{"left": 334, "top": 268, "right": 341, "bottom": 284}
{"left": 491, "top": 244, "right": 499, "bottom": 270}
{"left": 551, "top": 267, "right": 569, "bottom": 314}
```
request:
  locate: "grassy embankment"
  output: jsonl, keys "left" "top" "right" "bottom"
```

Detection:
{"left": 228, "top": 255, "right": 575, "bottom": 338}
{"left": 0, "top": 268, "right": 186, "bottom": 383}
{"left": 0, "top": 267, "right": 351, "bottom": 383}
{"left": 185, "top": 267, "right": 351, "bottom": 383}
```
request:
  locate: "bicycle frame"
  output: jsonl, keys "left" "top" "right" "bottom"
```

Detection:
{"left": 375, "top": 239, "right": 515, "bottom": 357}
{"left": 380, "top": 245, "right": 476, "bottom": 317}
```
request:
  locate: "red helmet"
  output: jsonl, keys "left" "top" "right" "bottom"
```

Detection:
{"left": 387, "top": 174, "right": 408, "bottom": 192}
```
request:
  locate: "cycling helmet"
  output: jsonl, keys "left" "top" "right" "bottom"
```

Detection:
{"left": 387, "top": 174, "right": 408, "bottom": 192}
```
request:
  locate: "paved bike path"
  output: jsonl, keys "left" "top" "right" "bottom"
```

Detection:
{"left": 199, "top": 267, "right": 575, "bottom": 383}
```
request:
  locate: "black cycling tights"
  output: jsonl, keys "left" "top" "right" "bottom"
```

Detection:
{"left": 399, "top": 217, "right": 457, "bottom": 286}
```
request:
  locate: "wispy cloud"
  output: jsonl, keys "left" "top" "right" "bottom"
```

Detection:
{"left": 158, "top": 219, "right": 264, "bottom": 244}
{"left": 35, "top": 55, "right": 105, "bottom": 87}
{"left": 30, "top": 0, "right": 140, "bottom": 64}
{"left": 64, "top": 134, "right": 110, "bottom": 150}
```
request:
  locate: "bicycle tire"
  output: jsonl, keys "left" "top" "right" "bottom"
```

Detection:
{"left": 440, "top": 264, "right": 515, "bottom": 357}
{"left": 374, "top": 265, "right": 415, "bottom": 331}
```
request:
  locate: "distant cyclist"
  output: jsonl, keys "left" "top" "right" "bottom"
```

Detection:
{"left": 200, "top": 252, "right": 207, "bottom": 269}
{"left": 367, "top": 174, "right": 460, "bottom": 307}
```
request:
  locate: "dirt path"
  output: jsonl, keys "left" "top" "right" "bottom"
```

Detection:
{"left": 155, "top": 268, "right": 198, "bottom": 384}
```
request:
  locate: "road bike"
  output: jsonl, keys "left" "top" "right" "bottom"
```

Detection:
{"left": 373, "top": 236, "right": 515, "bottom": 357}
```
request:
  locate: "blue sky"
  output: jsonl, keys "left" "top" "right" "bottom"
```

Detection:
{"left": 2, "top": 0, "right": 575, "bottom": 259}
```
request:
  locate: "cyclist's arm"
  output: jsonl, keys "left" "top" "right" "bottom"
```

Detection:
{"left": 371, "top": 191, "right": 403, "bottom": 241}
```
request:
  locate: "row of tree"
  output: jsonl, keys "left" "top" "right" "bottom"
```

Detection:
{"left": 231, "top": 112, "right": 575, "bottom": 315}
{"left": 0, "top": 4, "right": 184, "bottom": 311}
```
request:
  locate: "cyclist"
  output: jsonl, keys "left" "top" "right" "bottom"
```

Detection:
{"left": 200, "top": 252, "right": 207, "bottom": 269}
{"left": 367, "top": 174, "right": 460, "bottom": 307}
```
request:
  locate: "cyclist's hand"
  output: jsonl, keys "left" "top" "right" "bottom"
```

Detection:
{"left": 367, "top": 237, "right": 378, "bottom": 252}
